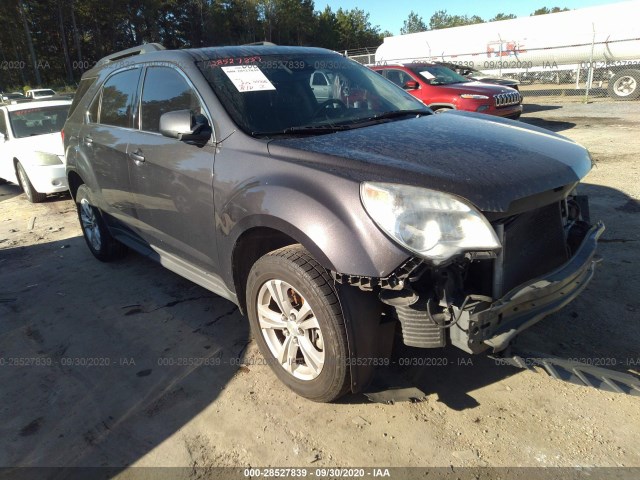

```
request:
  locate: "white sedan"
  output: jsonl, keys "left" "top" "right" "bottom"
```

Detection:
{"left": 0, "top": 100, "right": 71, "bottom": 203}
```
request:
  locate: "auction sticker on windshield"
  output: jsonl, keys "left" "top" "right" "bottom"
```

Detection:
{"left": 222, "top": 65, "right": 276, "bottom": 92}
{"left": 419, "top": 71, "right": 435, "bottom": 80}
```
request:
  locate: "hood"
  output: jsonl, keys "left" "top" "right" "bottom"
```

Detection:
{"left": 440, "top": 81, "right": 517, "bottom": 95}
{"left": 12, "top": 132, "right": 64, "bottom": 156}
{"left": 267, "top": 112, "right": 592, "bottom": 213}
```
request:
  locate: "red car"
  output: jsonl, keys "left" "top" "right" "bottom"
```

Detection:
{"left": 372, "top": 63, "right": 522, "bottom": 119}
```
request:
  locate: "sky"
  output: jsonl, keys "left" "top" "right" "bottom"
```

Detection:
{"left": 318, "top": 0, "right": 628, "bottom": 35}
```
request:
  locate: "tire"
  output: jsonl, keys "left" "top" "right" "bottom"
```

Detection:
{"left": 246, "top": 245, "right": 350, "bottom": 402}
{"left": 607, "top": 69, "right": 640, "bottom": 100}
{"left": 75, "top": 184, "right": 127, "bottom": 262}
{"left": 16, "top": 162, "right": 47, "bottom": 203}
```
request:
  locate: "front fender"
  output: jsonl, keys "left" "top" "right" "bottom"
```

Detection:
{"left": 217, "top": 178, "right": 410, "bottom": 288}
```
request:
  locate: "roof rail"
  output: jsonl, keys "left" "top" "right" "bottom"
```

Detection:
{"left": 96, "top": 43, "right": 165, "bottom": 67}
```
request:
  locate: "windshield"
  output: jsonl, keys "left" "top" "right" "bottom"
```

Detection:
{"left": 409, "top": 65, "right": 471, "bottom": 85}
{"left": 198, "top": 53, "right": 428, "bottom": 136}
{"left": 9, "top": 105, "right": 70, "bottom": 138}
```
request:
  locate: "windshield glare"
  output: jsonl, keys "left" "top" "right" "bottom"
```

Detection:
{"left": 198, "top": 54, "right": 428, "bottom": 136}
{"left": 411, "top": 65, "right": 470, "bottom": 85}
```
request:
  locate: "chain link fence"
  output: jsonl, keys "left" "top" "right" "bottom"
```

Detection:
{"left": 346, "top": 30, "right": 640, "bottom": 102}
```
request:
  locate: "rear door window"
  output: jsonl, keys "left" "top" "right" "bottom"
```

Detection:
{"left": 99, "top": 68, "right": 141, "bottom": 128}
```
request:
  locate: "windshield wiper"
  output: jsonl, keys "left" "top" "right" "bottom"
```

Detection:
{"left": 369, "top": 109, "right": 430, "bottom": 120}
{"left": 253, "top": 110, "right": 430, "bottom": 136}
{"left": 346, "top": 109, "right": 430, "bottom": 126}
{"left": 253, "top": 124, "right": 352, "bottom": 136}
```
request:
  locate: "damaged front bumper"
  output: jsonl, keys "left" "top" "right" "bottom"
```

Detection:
{"left": 451, "top": 221, "right": 605, "bottom": 353}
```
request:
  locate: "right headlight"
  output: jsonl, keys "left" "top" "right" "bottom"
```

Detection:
{"left": 32, "top": 151, "right": 64, "bottom": 166}
{"left": 361, "top": 182, "right": 501, "bottom": 264}
{"left": 460, "top": 94, "right": 489, "bottom": 100}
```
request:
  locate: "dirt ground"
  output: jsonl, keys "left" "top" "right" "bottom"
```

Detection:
{"left": 0, "top": 99, "right": 639, "bottom": 478}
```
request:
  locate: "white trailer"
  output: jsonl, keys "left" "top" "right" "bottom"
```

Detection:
{"left": 375, "top": 1, "right": 640, "bottom": 99}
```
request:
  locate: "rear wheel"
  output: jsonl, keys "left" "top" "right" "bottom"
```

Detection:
{"left": 246, "top": 245, "right": 350, "bottom": 402}
{"left": 16, "top": 162, "right": 47, "bottom": 203}
{"left": 75, "top": 184, "right": 127, "bottom": 261}
{"left": 608, "top": 70, "right": 640, "bottom": 100}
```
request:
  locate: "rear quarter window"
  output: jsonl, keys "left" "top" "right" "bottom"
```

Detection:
{"left": 68, "top": 77, "right": 97, "bottom": 117}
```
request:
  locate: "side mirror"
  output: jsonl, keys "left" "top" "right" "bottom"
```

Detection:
{"left": 403, "top": 81, "right": 419, "bottom": 90}
{"left": 159, "top": 110, "right": 211, "bottom": 144}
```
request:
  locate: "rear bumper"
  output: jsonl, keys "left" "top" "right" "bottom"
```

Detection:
{"left": 457, "top": 222, "right": 605, "bottom": 353}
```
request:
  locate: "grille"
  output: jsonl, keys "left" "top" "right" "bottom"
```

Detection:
{"left": 494, "top": 91, "right": 521, "bottom": 107}
{"left": 497, "top": 202, "right": 568, "bottom": 296}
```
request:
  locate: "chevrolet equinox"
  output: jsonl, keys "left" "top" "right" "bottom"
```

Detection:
{"left": 63, "top": 44, "right": 604, "bottom": 402}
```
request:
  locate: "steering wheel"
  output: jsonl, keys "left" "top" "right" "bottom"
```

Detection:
{"left": 312, "top": 99, "right": 347, "bottom": 119}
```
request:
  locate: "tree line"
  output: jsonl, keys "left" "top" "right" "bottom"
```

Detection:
{"left": 401, "top": 6, "right": 569, "bottom": 34}
{"left": 0, "top": 0, "right": 568, "bottom": 91}
{"left": 0, "top": 0, "right": 387, "bottom": 90}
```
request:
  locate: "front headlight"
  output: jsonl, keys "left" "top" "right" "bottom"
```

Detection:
{"left": 361, "top": 182, "right": 501, "bottom": 264}
{"left": 460, "top": 94, "right": 489, "bottom": 100}
{"left": 32, "top": 151, "right": 63, "bottom": 166}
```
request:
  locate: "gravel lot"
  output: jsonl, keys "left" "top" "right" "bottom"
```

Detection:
{"left": 0, "top": 99, "right": 638, "bottom": 478}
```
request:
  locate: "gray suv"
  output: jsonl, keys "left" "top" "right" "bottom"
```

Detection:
{"left": 63, "top": 43, "right": 604, "bottom": 402}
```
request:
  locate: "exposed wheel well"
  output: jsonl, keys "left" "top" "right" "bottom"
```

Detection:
{"left": 67, "top": 171, "right": 84, "bottom": 200}
{"left": 232, "top": 227, "right": 298, "bottom": 315}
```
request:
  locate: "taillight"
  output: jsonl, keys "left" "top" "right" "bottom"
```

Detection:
{"left": 61, "top": 128, "right": 64, "bottom": 143}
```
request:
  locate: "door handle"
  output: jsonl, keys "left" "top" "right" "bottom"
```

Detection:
{"left": 84, "top": 135, "right": 93, "bottom": 145}
{"left": 129, "top": 149, "right": 145, "bottom": 163}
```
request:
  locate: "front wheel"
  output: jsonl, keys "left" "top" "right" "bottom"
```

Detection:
{"left": 75, "top": 184, "right": 127, "bottom": 262}
{"left": 16, "top": 162, "right": 47, "bottom": 203}
{"left": 607, "top": 70, "right": 640, "bottom": 100}
{"left": 246, "top": 245, "right": 350, "bottom": 402}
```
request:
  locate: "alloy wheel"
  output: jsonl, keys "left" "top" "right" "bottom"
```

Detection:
{"left": 79, "top": 198, "right": 102, "bottom": 252}
{"left": 256, "top": 279, "right": 325, "bottom": 380}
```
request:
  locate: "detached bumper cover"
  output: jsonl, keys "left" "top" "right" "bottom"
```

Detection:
{"left": 459, "top": 222, "right": 605, "bottom": 353}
